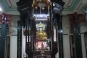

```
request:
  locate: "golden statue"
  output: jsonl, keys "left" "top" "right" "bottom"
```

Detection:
{"left": 36, "top": 22, "right": 47, "bottom": 40}
{"left": 36, "top": 28, "right": 47, "bottom": 40}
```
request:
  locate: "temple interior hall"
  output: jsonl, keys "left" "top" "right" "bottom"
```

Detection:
{"left": 0, "top": 0, "right": 87, "bottom": 58}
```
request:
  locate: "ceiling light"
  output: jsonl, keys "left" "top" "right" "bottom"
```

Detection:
{"left": 34, "top": 14, "right": 49, "bottom": 17}
{"left": 0, "top": 7, "right": 2, "bottom": 11}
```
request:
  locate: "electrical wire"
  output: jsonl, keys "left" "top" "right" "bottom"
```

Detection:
{"left": 8, "top": 0, "right": 13, "bottom": 7}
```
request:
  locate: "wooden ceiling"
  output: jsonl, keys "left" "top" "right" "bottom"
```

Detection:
{"left": 0, "top": 0, "right": 87, "bottom": 15}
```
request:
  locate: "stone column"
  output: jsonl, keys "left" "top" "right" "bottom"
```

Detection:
{"left": 63, "top": 35, "right": 70, "bottom": 58}
{"left": 10, "top": 36, "right": 17, "bottom": 58}
{"left": 81, "top": 34, "right": 86, "bottom": 58}
{"left": 22, "top": 27, "right": 26, "bottom": 58}
{"left": 80, "top": 23, "right": 86, "bottom": 58}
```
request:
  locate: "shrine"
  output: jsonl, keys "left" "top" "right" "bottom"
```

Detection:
{"left": 0, "top": 0, "right": 87, "bottom": 58}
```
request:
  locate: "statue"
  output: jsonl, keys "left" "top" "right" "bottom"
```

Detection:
{"left": 36, "top": 28, "right": 47, "bottom": 40}
{"left": 36, "top": 22, "right": 47, "bottom": 40}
